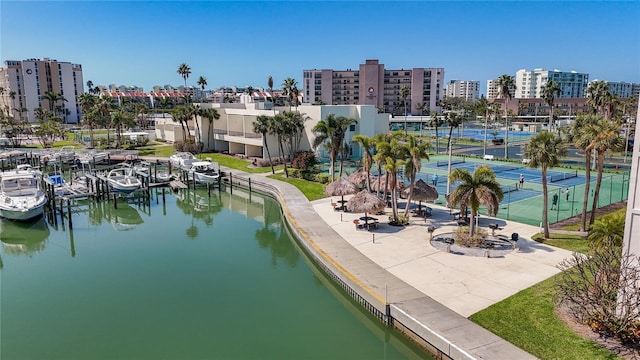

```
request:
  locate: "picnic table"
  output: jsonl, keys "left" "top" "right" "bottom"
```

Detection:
{"left": 359, "top": 216, "right": 379, "bottom": 230}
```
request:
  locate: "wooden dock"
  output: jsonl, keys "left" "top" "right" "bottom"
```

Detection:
{"left": 169, "top": 180, "right": 188, "bottom": 191}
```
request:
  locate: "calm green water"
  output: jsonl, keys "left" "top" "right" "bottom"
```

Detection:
{"left": 0, "top": 187, "right": 431, "bottom": 359}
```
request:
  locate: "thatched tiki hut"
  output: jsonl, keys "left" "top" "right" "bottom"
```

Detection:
{"left": 346, "top": 190, "right": 387, "bottom": 225}
{"left": 324, "top": 177, "right": 358, "bottom": 210}
{"left": 402, "top": 179, "right": 439, "bottom": 215}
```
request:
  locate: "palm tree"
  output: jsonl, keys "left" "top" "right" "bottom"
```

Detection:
{"left": 541, "top": 80, "right": 561, "bottom": 132}
{"left": 353, "top": 134, "right": 375, "bottom": 192}
{"left": 569, "top": 114, "right": 599, "bottom": 231}
{"left": 428, "top": 111, "right": 440, "bottom": 154}
{"left": 586, "top": 80, "right": 611, "bottom": 116}
{"left": 42, "top": 91, "right": 67, "bottom": 115}
{"left": 86, "top": 80, "right": 94, "bottom": 94}
{"left": 281, "top": 78, "right": 298, "bottom": 111}
{"left": 588, "top": 118, "right": 624, "bottom": 227}
{"left": 171, "top": 106, "right": 190, "bottom": 142}
{"left": 159, "top": 97, "right": 172, "bottom": 117}
{"left": 177, "top": 63, "right": 191, "bottom": 103}
{"left": 201, "top": 108, "right": 220, "bottom": 152}
{"left": 444, "top": 112, "right": 461, "bottom": 197}
{"left": 372, "top": 133, "right": 390, "bottom": 198}
{"left": 587, "top": 212, "right": 625, "bottom": 252}
{"left": 78, "top": 93, "right": 97, "bottom": 146}
{"left": 197, "top": 76, "right": 207, "bottom": 91}
{"left": 524, "top": 131, "right": 567, "bottom": 238}
{"left": 475, "top": 97, "right": 490, "bottom": 157}
{"left": 312, "top": 114, "right": 357, "bottom": 180}
{"left": 271, "top": 113, "right": 289, "bottom": 177}
{"left": 402, "top": 135, "right": 430, "bottom": 217}
{"left": 253, "top": 115, "right": 275, "bottom": 174}
{"left": 188, "top": 104, "right": 202, "bottom": 145}
{"left": 110, "top": 110, "right": 134, "bottom": 148}
{"left": 267, "top": 75, "right": 274, "bottom": 103}
{"left": 378, "top": 136, "right": 405, "bottom": 223}
{"left": 96, "top": 95, "right": 116, "bottom": 147}
{"left": 282, "top": 111, "right": 308, "bottom": 157}
{"left": 400, "top": 85, "right": 410, "bottom": 136}
{"left": 496, "top": 74, "right": 515, "bottom": 159}
{"left": 449, "top": 165, "right": 504, "bottom": 235}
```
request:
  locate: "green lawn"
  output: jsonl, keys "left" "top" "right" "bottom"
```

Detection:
{"left": 137, "top": 144, "right": 175, "bottom": 157}
{"left": 470, "top": 276, "right": 620, "bottom": 360}
{"left": 532, "top": 233, "right": 589, "bottom": 254}
{"left": 200, "top": 153, "right": 283, "bottom": 174}
{"left": 267, "top": 174, "right": 326, "bottom": 201}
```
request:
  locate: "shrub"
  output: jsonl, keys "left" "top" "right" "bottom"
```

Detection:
{"left": 454, "top": 226, "right": 488, "bottom": 247}
{"left": 291, "top": 150, "right": 318, "bottom": 171}
{"left": 315, "top": 173, "right": 331, "bottom": 184}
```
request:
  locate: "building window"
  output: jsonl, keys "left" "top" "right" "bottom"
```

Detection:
{"left": 349, "top": 124, "right": 356, "bottom": 131}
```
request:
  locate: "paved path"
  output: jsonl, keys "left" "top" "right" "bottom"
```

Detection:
{"left": 312, "top": 196, "right": 572, "bottom": 317}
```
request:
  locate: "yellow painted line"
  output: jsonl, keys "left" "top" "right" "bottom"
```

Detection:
{"left": 279, "top": 194, "right": 386, "bottom": 305}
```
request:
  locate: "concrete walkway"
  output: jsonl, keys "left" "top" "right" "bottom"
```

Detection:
{"left": 312, "top": 196, "right": 573, "bottom": 317}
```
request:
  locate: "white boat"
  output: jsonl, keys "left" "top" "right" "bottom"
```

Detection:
{"left": 0, "top": 164, "right": 48, "bottom": 221}
{"left": 133, "top": 161, "right": 172, "bottom": 184}
{"left": 106, "top": 166, "right": 142, "bottom": 195}
{"left": 188, "top": 161, "right": 220, "bottom": 185}
{"left": 76, "top": 150, "right": 109, "bottom": 165}
{"left": 169, "top": 152, "right": 197, "bottom": 169}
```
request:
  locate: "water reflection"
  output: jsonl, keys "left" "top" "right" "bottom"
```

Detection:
{"left": 0, "top": 217, "right": 50, "bottom": 256}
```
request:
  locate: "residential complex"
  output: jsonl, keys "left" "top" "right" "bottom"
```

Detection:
{"left": 154, "top": 101, "right": 389, "bottom": 161}
{"left": 486, "top": 79, "right": 516, "bottom": 100}
{"left": 302, "top": 59, "right": 445, "bottom": 116}
{"left": 515, "top": 68, "right": 589, "bottom": 99}
{"left": 600, "top": 81, "right": 640, "bottom": 99}
{"left": 445, "top": 80, "right": 479, "bottom": 101}
{"left": 0, "top": 58, "right": 84, "bottom": 124}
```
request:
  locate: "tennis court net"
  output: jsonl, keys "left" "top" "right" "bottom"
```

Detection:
{"left": 436, "top": 158, "right": 465, "bottom": 167}
{"left": 550, "top": 171, "right": 579, "bottom": 183}
{"left": 490, "top": 164, "right": 523, "bottom": 174}
{"left": 501, "top": 184, "right": 519, "bottom": 194}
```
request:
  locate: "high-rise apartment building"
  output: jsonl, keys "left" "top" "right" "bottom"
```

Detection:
{"left": 486, "top": 79, "right": 516, "bottom": 100}
{"left": 515, "top": 68, "right": 588, "bottom": 99}
{"left": 445, "top": 80, "right": 479, "bottom": 101}
{"left": 0, "top": 58, "right": 84, "bottom": 123}
{"left": 303, "top": 59, "right": 444, "bottom": 115}
{"left": 601, "top": 81, "right": 640, "bottom": 98}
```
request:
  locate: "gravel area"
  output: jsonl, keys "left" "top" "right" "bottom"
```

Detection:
{"left": 430, "top": 232, "right": 515, "bottom": 258}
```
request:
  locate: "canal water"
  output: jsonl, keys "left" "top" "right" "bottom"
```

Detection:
{"left": 0, "top": 187, "right": 432, "bottom": 359}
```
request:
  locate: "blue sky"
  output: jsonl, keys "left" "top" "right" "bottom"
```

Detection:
{"left": 2, "top": 1, "right": 639, "bottom": 96}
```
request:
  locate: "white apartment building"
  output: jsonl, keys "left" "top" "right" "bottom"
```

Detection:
{"left": 303, "top": 59, "right": 445, "bottom": 116}
{"left": 0, "top": 58, "right": 84, "bottom": 123}
{"left": 155, "top": 101, "right": 389, "bottom": 161}
{"left": 515, "top": 68, "right": 588, "bottom": 99}
{"left": 445, "top": 80, "right": 479, "bottom": 101}
{"left": 486, "top": 79, "right": 516, "bottom": 100}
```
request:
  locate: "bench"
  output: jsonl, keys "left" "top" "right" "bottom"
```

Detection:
{"left": 488, "top": 223, "right": 503, "bottom": 236}
{"left": 484, "top": 154, "right": 495, "bottom": 161}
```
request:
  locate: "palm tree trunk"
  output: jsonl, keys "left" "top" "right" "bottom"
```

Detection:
{"left": 589, "top": 152, "right": 606, "bottom": 226}
{"left": 208, "top": 121, "right": 215, "bottom": 152}
{"left": 435, "top": 124, "right": 439, "bottom": 154}
{"left": 469, "top": 209, "right": 476, "bottom": 235}
{"left": 329, "top": 151, "right": 335, "bottom": 181}
{"left": 338, "top": 151, "right": 344, "bottom": 179}
{"left": 278, "top": 134, "right": 288, "bottom": 177}
{"left": 403, "top": 172, "right": 416, "bottom": 217}
{"left": 264, "top": 140, "right": 275, "bottom": 174}
{"left": 390, "top": 179, "right": 399, "bottom": 222}
{"left": 580, "top": 150, "right": 592, "bottom": 232}
{"left": 542, "top": 167, "right": 550, "bottom": 238}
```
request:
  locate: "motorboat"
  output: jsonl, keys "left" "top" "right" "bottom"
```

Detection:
{"left": 188, "top": 161, "right": 220, "bottom": 185}
{"left": 106, "top": 166, "right": 142, "bottom": 195}
{"left": 134, "top": 161, "right": 173, "bottom": 184}
{"left": 169, "top": 152, "right": 197, "bottom": 170}
{"left": 76, "top": 150, "right": 109, "bottom": 165}
{"left": 0, "top": 164, "right": 48, "bottom": 221}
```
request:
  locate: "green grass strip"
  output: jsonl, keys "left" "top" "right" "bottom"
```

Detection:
{"left": 268, "top": 174, "right": 325, "bottom": 201}
{"left": 470, "top": 276, "right": 620, "bottom": 360}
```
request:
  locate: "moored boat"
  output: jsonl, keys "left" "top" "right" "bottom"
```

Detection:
{"left": 106, "top": 166, "right": 142, "bottom": 195}
{"left": 188, "top": 161, "right": 220, "bottom": 185}
{"left": 0, "top": 164, "right": 47, "bottom": 221}
{"left": 169, "top": 152, "right": 197, "bottom": 170}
